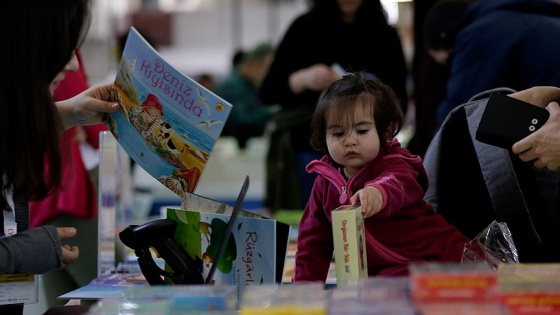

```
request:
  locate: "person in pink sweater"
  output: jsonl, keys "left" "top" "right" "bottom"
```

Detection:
{"left": 294, "top": 72, "right": 470, "bottom": 282}
{"left": 29, "top": 50, "right": 108, "bottom": 228}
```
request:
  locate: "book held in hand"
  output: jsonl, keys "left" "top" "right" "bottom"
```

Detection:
{"left": 107, "top": 27, "right": 232, "bottom": 196}
{"left": 331, "top": 205, "right": 368, "bottom": 285}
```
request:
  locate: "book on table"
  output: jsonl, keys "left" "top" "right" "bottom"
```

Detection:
{"left": 167, "top": 179, "right": 291, "bottom": 300}
{"left": 331, "top": 204, "right": 368, "bottom": 285}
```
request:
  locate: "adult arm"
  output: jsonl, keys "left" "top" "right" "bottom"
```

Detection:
{"left": 0, "top": 226, "right": 62, "bottom": 274}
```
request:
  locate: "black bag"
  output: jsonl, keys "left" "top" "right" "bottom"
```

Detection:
{"left": 423, "top": 88, "right": 560, "bottom": 262}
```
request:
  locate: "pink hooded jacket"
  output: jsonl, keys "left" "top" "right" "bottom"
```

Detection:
{"left": 294, "top": 139, "right": 470, "bottom": 282}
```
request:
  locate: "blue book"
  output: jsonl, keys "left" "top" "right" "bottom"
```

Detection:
{"left": 107, "top": 27, "right": 232, "bottom": 196}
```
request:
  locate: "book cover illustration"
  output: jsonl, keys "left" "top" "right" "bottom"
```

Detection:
{"left": 179, "top": 192, "right": 291, "bottom": 286}
{"left": 107, "top": 27, "right": 232, "bottom": 195}
{"left": 331, "top": 205, "right": 368, "bottom": 285}
{"left": 166, "top": 208, "right": 277, "bottom": 294}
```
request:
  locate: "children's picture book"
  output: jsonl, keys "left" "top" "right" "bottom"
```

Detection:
{"left": 331, "top": 205, "right": 368, "bottom": 285}
{"left": 178, "top": 191, "right": 291, "bottom": 287}
{"left": 106, "top": 27, "right": 232, "bottom": 196}
{"left": 166, "top": 207, "right": 282, "bottom": 300}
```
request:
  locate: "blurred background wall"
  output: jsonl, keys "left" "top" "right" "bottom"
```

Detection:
{"left": 81, "top": 0, "right": 413, "bottom": 85}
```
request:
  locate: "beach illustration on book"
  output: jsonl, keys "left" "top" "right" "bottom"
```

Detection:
{"left": 107, "top": 27, "right": 232, "bottom": 195}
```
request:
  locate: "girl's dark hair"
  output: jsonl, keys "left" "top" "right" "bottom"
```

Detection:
{"left": 310, "top": 71, "right": 404, "bottom": 154}
{"left": 0, "top": 0, "right": 90, "bottom": 209}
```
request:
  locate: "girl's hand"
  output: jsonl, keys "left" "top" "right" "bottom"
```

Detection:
{"left": 349, "top": 186, "right": 383, "bottom": 218}
{"left": 57, "top": 83, "right": 120, "bottom": 130}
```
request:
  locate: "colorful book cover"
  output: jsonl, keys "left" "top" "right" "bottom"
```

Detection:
{"left": 179, "top": 192, "right": 291, "bottom": 285}
{"left": 106, "top": 27, "right": 232, "bottom": 196}
{"left": 166, "top": 208, "right": 278, "bottom": 298}
{"left": 331, "top": 205, "right": 368, "bottom": 285}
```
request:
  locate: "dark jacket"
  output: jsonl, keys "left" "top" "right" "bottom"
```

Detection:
{"left": 436, "top": 0, "right": 560, "bottom": 128}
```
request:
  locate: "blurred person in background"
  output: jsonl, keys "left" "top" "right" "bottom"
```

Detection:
{"left": 259, "top": 0, "right": 408, "bottom": 212}
{"left": 406, "top": 0, "right": 458, "bottom": 158}
{"left": 215, "top": 43, "right": 277, "bottom": 150}
{"left": 425, "top": 0, "right": 560, "bottom": 130}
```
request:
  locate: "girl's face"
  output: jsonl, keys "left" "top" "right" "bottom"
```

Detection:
{"left": 49, "top": 52, "right": 79, "bottom": 95}
{"left": 326, "top": 100, "right": 380, "bottom": 177}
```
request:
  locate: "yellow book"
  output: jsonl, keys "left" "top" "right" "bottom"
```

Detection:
{"left": 331, "top": 205, "right": 368, "bottom": 285}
